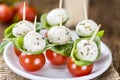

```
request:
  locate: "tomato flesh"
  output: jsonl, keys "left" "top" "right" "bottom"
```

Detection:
{"left": 19, "top": 53, "right": 45, "bottom": 72}
{"left": 46, "top": 50, "right": 67, "bottom": 65}
{"left": 67, "top": 58, "right": 93, "bottom": 77}
{"left": 14, "top": 47, "right": 21, "bottom": 57}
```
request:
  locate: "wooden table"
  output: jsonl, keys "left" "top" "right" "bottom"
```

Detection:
{"left": 0, "top": 0, "right": 120, "bottom": 80}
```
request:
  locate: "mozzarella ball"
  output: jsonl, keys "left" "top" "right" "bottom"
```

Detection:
{"left": 77, "top": 40, "right": 98, "bottom": 61}
{"left": 12, "top": 21, "right": 34, "bottom": 37}
{"left": 24, "top": 31, "right": 46, "bottom": 54}
{"left": 76, "top": 19, "right": 98, "bottom": 36}
{"left": 47, "top": 8, "right": 69, "bottom": 26}
{"left": 48, "top": 26, "right": 71, "bottom": 45}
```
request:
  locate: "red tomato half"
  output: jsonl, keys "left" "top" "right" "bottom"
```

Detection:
{"left": 46, "top": 49, "right": 67, "bottom": 65}
{"left": 14, "top": 47, "right": 21, "bottom": 57}
{"left": 19, "top": 53, "right": 45, "bottom": 72}
{"left": 67, "top": 58, "right": 93, "bottom": 77}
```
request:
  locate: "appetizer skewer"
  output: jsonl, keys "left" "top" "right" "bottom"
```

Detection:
{"left": 45, "top": 0, "right": 73, "bottom": 65}
{"left": 67, "top": 25, "right": 101, "bottom": 76}
{"left": 16, "top": 16, "right": 46, "bottom": 71}
{"left": 67, "top": 0, "right": 104, "bottom": 77}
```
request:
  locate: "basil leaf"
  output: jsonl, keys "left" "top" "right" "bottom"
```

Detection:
{"left": 36, "top": 22, "right": 43, "bottom": 32}
{"left": 4, "top": 23, "right": 16, "bottom": 41}
{"left": 71, "top": 37, "right": 101, "bottom": 66}
{"left": 0, "top": 41, "right": 9, "bottom": 53}
{"left": 71, "top": 38, "right": 93, "bottom": 66}
{"left": 94, "top": 36, "right": 101, "bottom": 59}
{"left": 14, "top": 36, "right": 44, "bottom": 55}
{"left": 46, "top": 40, "right": 74, "bottom": 57}
{"left": 40, "top": 13, "right": 51, "bottom": 29}
{"left": 79, "top": 30, "right": 104, "bottom": 39}
{"left": 96, "top": 30, "right": 104, "bottom": 38}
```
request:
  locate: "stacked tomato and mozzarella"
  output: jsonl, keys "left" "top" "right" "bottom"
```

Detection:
{"left": 40, "top": 8, "right": 72, "bottom": 65}
{"left": 12, "top": 20, "right": 46, "bottom": 71}
{"left": 67, "top": 19, "right": 100, "bottom": 77}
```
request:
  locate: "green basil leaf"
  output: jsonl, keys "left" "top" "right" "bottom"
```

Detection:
{"left": 97, "top": 30, "right": 104, "bottom": 38}
{"left": 14, "top": 36, "right": 44, "bottom": 55}
{"left": 71, "top": 38, "right": 93, "bottom": 66}
{"left": 4, "top": 23, "right": 16, "bottom": 41}
{"left": 0, "top": 41, "right": 9, "bottom": 53}
{"left": 94, "top": 36, "right": 101, "bottom": 59}
{"left": 36, "top": 22, "right": 43, "bottom": 32}
{"left": 46, "top": 40, "right": 74, "bottom": 57}
{"left": 40, "top": 13, "right": 51, "bottom": 29}
{"left": 71, "top": 37, "right": 101, "bottom": 66}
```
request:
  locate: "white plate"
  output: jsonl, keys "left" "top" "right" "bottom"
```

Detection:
{"left": 3, "top": 31, "right": 112, "bottom": 80}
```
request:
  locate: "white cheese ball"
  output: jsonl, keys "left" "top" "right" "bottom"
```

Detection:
{"left": 24, "top": 31, "right": 46, "bottom": 54}
{"left": 12, "top": 21, "right": 34, "bottom": 37}
{"left": 47, "top": 8, "right": 69, "bottom": 26}
{"left": 76, "top": 19, "right": 98, "bottom": 36}
{"left": 48, "top": 26, "right": 71, "bottom": 45}
{"left": 77, "top": 40, "right": 98, "bottom": 61}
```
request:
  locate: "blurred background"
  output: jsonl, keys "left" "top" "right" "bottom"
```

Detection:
{"left": 0, "top": 0, "right": 120, "bottom": 79}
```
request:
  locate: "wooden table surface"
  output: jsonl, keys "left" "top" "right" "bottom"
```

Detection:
{"left": 0, "top": 0, "right": 120, "bottom": 80}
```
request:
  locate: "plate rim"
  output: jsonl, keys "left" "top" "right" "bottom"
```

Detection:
{"left": 3, "top": 42, "right": 112, "bottom": 80}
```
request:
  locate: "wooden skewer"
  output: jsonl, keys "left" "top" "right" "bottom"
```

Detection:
{"left": 90, "top": 24, "right": 101, "bottom": 41}
{"left": 33, "top": 16, "right": 37, "bottom": 32}
{"left": 84, "top": 0, "right": 88, "bottom": 20}
{"left": 59, "top": 0, "right": 63, "bottom": 9}
{"left": 59, "top": 0, "right": 63, "bottom": 27}
{"left": 23, "top": 2, "right": 26, "bottom": 21}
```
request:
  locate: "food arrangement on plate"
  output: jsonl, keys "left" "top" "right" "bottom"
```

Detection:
{"left": 0, "top": 0, "right": 111, "bottom": 79}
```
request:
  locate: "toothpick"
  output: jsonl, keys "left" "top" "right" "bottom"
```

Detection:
{"left": 23, "top": 2, "right": 26, "bottom": 21}
{"left": 59, "top": 0, "right": 63, "bottom": 9}
{"left": 59, "top": 0, "right": 63, "bottom": 27}
{"left": 84, "top": 0, "right": 88, "bottom": 20}
{"left": 90, "top": 24, "right": 101, "bottom": 41}
{"left": 33, "top": 16, "right": 37, "bottom": 32}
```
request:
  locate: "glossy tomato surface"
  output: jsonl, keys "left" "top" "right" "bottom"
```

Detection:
{"left": 67, "top": 58, "right": 93, "bottom": 77}
{"left": 17, "top": 5, "right": 36, "bottom": 22}
{"left": 14, "top": 47, "right": 21, "bottom": 57}
{"left": 46, "top": 49, "right": 67, "bottom": 65}
{"left": 0, "top": 4, "right": 14, "bottom": 23}
{"left": 19, "top": 53, "right": 45, "bottom": 72}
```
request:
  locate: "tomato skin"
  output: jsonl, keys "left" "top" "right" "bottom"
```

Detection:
{"left": 0, "top": 4, "right": 14, "bottom": 23}
{"left": 14, "top": 47, "right": 21, "bottom": 57}
{"left": 19, "top": 53, "right": 45, "bottom": 72}
{"left": 17, "top": 5, "right": 37, "bottom": 22}
{"left": 67, "top": 58, "right": 93, "bottom": 77}
{"left": 46, "top": 50, "right": 67, "bottom": 65}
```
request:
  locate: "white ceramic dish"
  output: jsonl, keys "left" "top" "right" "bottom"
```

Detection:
{"left": 3, "top": 31, "right": 112, "bottom": 80}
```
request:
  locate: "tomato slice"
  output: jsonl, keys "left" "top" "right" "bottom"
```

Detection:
{"left": 46, "top": 49, "right": 67, "bottom": 65}
{"left": 67, "top": 58, "right": 93, "bottom": 77}
{"left": 19, "top": 53, "right": 45, "bottom": 72}
{"left": 14, "top": 46, "right": 21, "bottom": 57}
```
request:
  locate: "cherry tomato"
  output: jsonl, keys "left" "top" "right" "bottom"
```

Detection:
{"left": 14, "top": 46, "right": 21, "bottom": 57}
{"left": 0, "top": 4, "right": 14, "bottom": 23}
{"left": 67, "top": 58, "right": 93, "bottom": 77}
{"left": 17, "top": 5, "right": 37, "bottom": 22}
{"left": 15, "top": 2, "right": 28, "bottom": 12}
{"left": 46, "top": 49, "right": 67, "bottom": 65}
{"left": 19, "top": 53, "right": 45, "bottom": 72}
